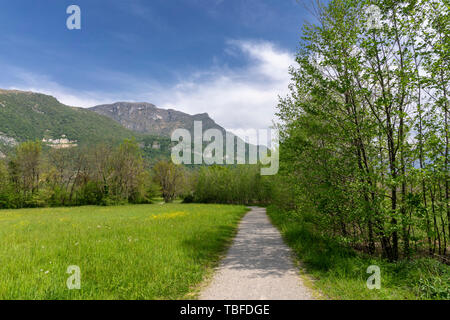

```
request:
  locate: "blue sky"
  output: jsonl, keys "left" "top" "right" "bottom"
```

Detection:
{"left": 0, "top": 0, "right": 314, "bottom": 134}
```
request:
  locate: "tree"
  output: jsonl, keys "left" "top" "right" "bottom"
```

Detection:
{"left": 47, "top": 147, "right": 78, "bottom": 205}
{"left": 110, "top": 139, "right": 149, "bottom": 203}
{"left": 0, "top": 159, "right": 13, "bottom": 208}
{"left": 10, "top": 141, "right": 42, "bottom": 197}
{"left": 152, "top": 160, "right": 184, "bottom": 203}
{"left": 276, "top": 0, "right": 449, "bottom": 261}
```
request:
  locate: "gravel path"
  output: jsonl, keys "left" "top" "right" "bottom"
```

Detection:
{"left": 200, "top": 207, "right": 314, "bottom": 300}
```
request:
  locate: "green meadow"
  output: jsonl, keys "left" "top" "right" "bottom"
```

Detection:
{"left": 0, "top": 204, "right": 247, "bottom": 299}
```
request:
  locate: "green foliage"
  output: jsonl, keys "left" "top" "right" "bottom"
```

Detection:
{"left": 9, "top": 140, "right": 43, "bottom": 205}
{"left": 0, "top": 160, "right": 15, "bottom": 208}
{"left": 152, "top": 160, "right": 185, "bottom": 203}
{"left": 268, "top": 206, "right": 450, "bottom": 300}
{"left": 191, "top": 165, "right": 272, "bottom": 205}
{"left": 75, "top": 181, "right": 104, "bottom": 206}
{"left": 140, "top": 135, "right": 173, "bottom": 163}
{"left": 275, "top": 0, "right": 449, "bottom": 261}
{"left": 0, "top": 139, "right": 162, "bottom": 208}
{"left": 418, "top": 276, "right": 450, "bottom": 300}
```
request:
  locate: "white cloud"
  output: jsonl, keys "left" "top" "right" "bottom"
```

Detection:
{"left": 159, "top": 40, "right": 294, "bottom": 133}
{"left": 0, "top": 39, "right": 295, "bottom": 137}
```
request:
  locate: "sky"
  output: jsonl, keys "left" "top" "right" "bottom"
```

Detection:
{"left": 0, "top": 0, "right": 315, "bottom": 136}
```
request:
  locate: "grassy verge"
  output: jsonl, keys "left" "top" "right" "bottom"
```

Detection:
{"left": 0, "top": 203, "right": 247, "bottom": 299}
{"left": 267, "top": 206, "right": 450, "bottom": 300}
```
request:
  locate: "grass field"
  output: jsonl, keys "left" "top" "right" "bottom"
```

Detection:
{"left": 0, "top": 203, "right": 247, "bottom": 299}
{"left": 267, "top": 206, "right": 450, "bottom": 300}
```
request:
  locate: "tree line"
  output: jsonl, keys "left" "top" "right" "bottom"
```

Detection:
{"left": 275, "top": 0, "right": 448, "bottom": 261}
{"left": 0, "top": 140, "right": 157, "bottom": 208}
{"left": 187, "top": 165, "right": 273, "bottom": 205}
{"left": 0, "top": 139, "right": 271, "bottom": 209}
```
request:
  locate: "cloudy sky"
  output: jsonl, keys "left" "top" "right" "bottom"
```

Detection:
{"left": 0, "top": 0, "right": 314, "bottom": 136}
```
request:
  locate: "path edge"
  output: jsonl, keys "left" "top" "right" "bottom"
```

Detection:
{"left": 185, "top": 206, "right": 251, "bottom": 300}
{"left": 265, "top": 207, "right": 326, "bottom": 300}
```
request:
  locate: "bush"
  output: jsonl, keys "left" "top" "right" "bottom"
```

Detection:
{"left": 191, "top": 165, "right": 272, "bottom": 205}
{"left": 418, "top": 276, "right": 450, "bottom": 300}
{"left": 182, "top": 193, "right": 194, "bottom": 203}
{"left": 23, "top": 189, "right": 52, "bottom": 208}
{"left": 75, "top": 181, "right": 104, "bottom": 205}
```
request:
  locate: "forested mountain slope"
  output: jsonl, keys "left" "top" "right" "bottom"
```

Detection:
{"left": 0, "top": 89, "right": 135, "bottom": 149}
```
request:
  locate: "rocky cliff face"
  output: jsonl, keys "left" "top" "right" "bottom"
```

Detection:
{"left": 90, "top": 102, "right": 227, "bottom": 137}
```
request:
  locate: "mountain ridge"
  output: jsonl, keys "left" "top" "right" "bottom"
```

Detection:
{"left": 0, "top": 89, "right": 136, "bottom": 146}
{"left": 89, "top": 102, "right": 229, "bottom": 138}
{"left": 0, "top": 89, "right": 255, "bottom": 163}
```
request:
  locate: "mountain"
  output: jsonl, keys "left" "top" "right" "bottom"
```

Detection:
{"left": 0, "top": 89, "right": 169, "bottom": 161}
{"left": 0, "top": 89, "right": 259, "bottom": 164}
{"left": 89, "top": 102, "right": 228, "bottom": 137}
{"left": 0, "top": 89, "right": 175, "bottom": 162}
{"left": 0, "top": 89, "right": 137, "bottom": 151}
{"left": 89, "top": 102, "right": 257, "bottom": 163}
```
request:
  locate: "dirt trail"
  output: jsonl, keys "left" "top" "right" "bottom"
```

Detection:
{"left": 200, "top": 207, "right": 314, "bottom": 300}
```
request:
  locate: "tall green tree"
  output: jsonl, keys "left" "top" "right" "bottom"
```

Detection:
{"left": 276, "top": 0, "right": 449, "bottom": 261}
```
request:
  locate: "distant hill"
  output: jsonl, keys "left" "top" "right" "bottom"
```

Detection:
{"left": 0, "top": 90, "right": 173, "bottom": 160}
{"left": 0, "top": 89, "right": 135, "bottom": 147}
{"left": 90, "top": 102, "right": 255, "bottom": 163}
{"left": 0, "top": 89, "right": 259, "bottom": 164}
{"left": 90, "top": 102, "right": 229, "bottom": 137}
